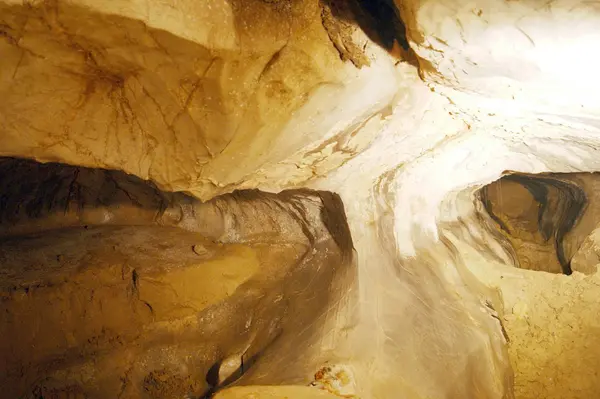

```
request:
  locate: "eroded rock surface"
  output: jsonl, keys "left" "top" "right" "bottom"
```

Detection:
{"left": 3, "top": 0, "right": 600, "bottom": 398}
{"left": 0, "top": 158, "right": 356, "bottom": 398}
{"left": 481, "top": 173, "right": 600, "bottom": 276}
{"left": 214, "top": 385, "right": 342, "bottom": 399}
{"left": 0, "top": 0, "right": 403, "bottom": 200}
{"left": 481, "top": 174, "right": 588, "bottom": 275}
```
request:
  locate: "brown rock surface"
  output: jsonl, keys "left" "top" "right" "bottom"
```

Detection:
{"left": 0, "top": 158, "right": 356, "bottom": 398}
{"left": 4, "top": 0, "right": 600, "bottom": 398}
{"left": 460, "top": 172, "right": 600, "bottom": 399}
{"left": 214, "top": 385, "right": 342, "bottom": 399}
{"left": 0, "top": 0, "right": 397, "bottom": 199}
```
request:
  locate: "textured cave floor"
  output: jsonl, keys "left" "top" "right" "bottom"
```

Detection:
{"left": 458, "top": 239, "right": 600, "bottom": 399}
{"left": 501, "top": 270, "right": 600, "bottom": 399}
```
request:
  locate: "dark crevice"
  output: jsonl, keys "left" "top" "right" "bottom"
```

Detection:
{"left": 353, "top": 0, "right": 410, "bottom": 51}
{"left": 320, "top": 0, "right": 420, "bottom": 68}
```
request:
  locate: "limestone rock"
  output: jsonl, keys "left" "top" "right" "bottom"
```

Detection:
{"left": 570, "top": 228, "right": 600, "bottom": 275}
{"left": 0, "top": 0, "right": 397, "bottom": 199}
{"left": 0, "top": 159, "right": 356, "bottom": 398}
{"left": 397, "top": 0, "right": 600, "bottom": 115}
{"left": 4, "top": 0, "right": 600, "bottom": 399}
{"left": 214, "top": 385, "right": 342, "bottom": 399}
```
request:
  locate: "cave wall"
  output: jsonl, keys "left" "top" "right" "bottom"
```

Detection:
{"left": 0, "top": 158, "right": 357, "bottom": 398}
{"left": 3, "top": 0, "right": 600, "bottom": 398}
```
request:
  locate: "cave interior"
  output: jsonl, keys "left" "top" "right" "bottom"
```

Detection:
{"left": 1, "top": 0, "right": 600, "bottom": 399}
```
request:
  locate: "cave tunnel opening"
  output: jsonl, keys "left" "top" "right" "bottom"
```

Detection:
{"left": 478, "top": 172, "right": 600, "bottom": 275}
{"left": 0, "top": 157, "right": 355, "bottom": 398}
{"left": 478, "top": 173, "right": 600, "bottom": 399}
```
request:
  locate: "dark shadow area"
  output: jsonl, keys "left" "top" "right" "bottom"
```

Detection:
{"left": 320, "top": 0, "right": 419, "bottom": 66}
{"left": 0, "top": 156, "right": 177, "bottom": 226}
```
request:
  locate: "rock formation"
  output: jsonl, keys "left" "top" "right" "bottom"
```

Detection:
{"left": 1, "top": 0, "right": 600, "bottom": 398}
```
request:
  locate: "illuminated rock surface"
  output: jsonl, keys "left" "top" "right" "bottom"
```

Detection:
{"left": 214, "top": 385, "right": 342, "bottom": 399}
{"left": 1, "top": 0, "right": 600, "bottom": 398}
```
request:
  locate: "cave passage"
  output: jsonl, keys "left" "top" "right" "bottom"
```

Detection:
{"left": 480, "top": 173, "right": 590, "bottom": 275}
{"left": 0, "top": 157, "right": 356, "bottom": 399}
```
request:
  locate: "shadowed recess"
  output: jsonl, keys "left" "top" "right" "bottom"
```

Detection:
{"left": 480, "top": 173, "right": 588, "bottom": 275}
{"left": 320, "top": 0, "right": 418, "bottom": 64}
{"left": 0, "top": 157, "right": 356, "bottom": 399}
